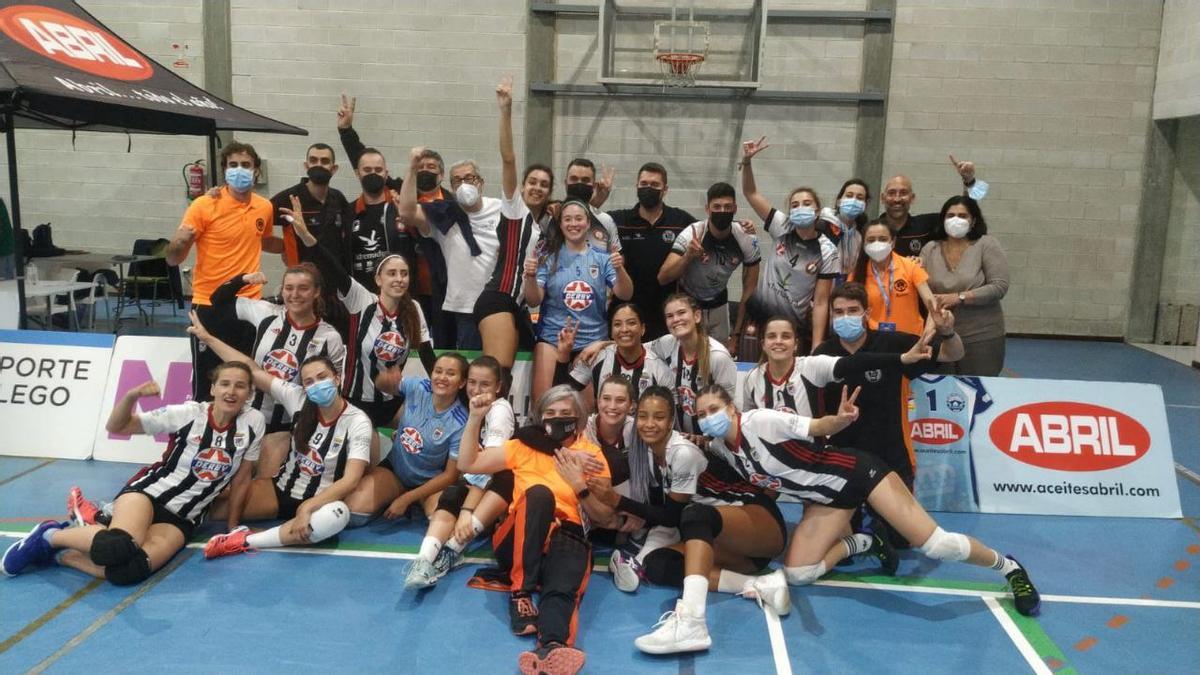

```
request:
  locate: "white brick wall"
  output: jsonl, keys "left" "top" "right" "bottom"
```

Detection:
{"left": 1154, "top": 0, "right": 1200, "bottom": 120}
{"left": 1159, "top": 116, "right": 1200, "bottom": 307}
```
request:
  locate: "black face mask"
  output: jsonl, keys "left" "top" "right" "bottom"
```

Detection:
{"left": 710, "top": 212, "right": 734, "bottom": 231}
{"left": 565, "top": 182, "right": 594, "bottom": 203}
{"left": 360, "top": 173, "right": 385, "bottom": 195}
{"left": 416, "top": 170, "right": 439, "bottom": 192}
{"left": 544, "top": 418, "right": 578, "bottom": 444}
{"left": 306, "top": 166, "right": 332, "bottom": 186}
{"left": 637, "top": 186, "right": 662, "bottom": 209}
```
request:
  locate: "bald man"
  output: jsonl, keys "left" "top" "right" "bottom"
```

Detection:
{"left": 879, "top": 155, "right": 987, "bottom": 257}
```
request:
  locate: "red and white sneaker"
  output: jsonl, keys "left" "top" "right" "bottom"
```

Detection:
{"left": 66, "top": 487, "right": 100, "bottom": 527}
{"left": 204, "top": 526, "right": 252, "bottom": 560}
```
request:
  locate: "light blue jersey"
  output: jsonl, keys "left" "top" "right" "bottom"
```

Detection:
{"left": 387, "top": 378, "right": 468, "bottom": 489}
{"left": 536, "top": 246, "right": 617, "bottom": 347}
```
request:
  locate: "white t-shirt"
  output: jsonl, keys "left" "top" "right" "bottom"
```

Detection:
{"left": 433, "top": 196, "right": 503, "bottom": 313}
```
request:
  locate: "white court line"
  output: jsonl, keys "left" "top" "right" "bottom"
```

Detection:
{"left": 813, "top": 578, "right": 1200, "bottom": 610}
{"left": 761, "top": 605, "right": 793, "bottom": 675}
{"left": 983, "top": 596, "right": 1052, "bottom": 675}
{"left": 1176, "top": 462, "right": 1200, "bottom": 486}
{"left": 1166, "top": 404, "right": 1200, "bottom": 409}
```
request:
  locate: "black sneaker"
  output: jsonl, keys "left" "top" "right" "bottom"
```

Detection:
{"left": 1004, "top": 556, "right": 1041, "bottom": 616}
{"left": 868, "top": 530, "right": 899, "bottom": 576}
{"left": 510, "top": 592, "right": 539, "bottom": 636}
{"left": 518, "top": 641, "right": 585, "bottom": 675}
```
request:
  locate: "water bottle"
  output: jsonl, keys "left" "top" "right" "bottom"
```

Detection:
{"left": 25, "top": 263, "right": 38, "bottom": 285}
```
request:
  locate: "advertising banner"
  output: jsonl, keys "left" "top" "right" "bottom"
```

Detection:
{"left": 910, "top": 376, "right": 980, "bottom": 512}
{"left": 91, "top": 335, "right": 193, "bottom": 464}
{"left": 0, "top": 330, "right": 113, "bottom": 459}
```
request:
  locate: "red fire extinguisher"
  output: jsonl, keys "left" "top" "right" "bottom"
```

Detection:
{"left": 183, "top": 160, "right": 206, "bottom": 201}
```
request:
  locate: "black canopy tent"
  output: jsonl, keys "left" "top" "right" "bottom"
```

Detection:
{"left": 0, "top": 0, "right": 305, "bottom": 328}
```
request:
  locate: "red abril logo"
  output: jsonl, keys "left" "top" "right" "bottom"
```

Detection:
{"left": 989, "top": 402, "right": 1150, "bottom": 471}
{"left": 562, "top": 280, "right": 595, "bottom": 311}
{"left": 910, "top": 418, "right": 964, "bottom": 445}
{"left": 0, "top": 5, "right": 153, "bottom": 81}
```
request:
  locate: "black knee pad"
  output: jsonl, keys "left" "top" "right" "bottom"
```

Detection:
{"left": 104, "top": 548, "right": 151, "bottom": 586}
{"left": 523, "top": 484, "right": 554, "bottom": 508}
{"left": 488, "top": 470, "right": 515, "bottom": 503}
{"left": 436, "top": 484, "right": 469, "bottom": 514}
{"left": 678, "top": 503, "right": 723, "bottom": 544}
{"left": 642, "top": 548, "right": 685, "bottom": 588}
{"left": 90, "top": 528, "right": 138, "bottom": 566}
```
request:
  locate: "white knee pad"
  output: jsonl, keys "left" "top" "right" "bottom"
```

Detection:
{"left": 308, "top": 501, "right": 351, "bottom": 543}
{"left": 784, "top": 562, "right": 827, "bottom": 586}
{"left": 918, "top": 527, "right": 970, "bottom": 562}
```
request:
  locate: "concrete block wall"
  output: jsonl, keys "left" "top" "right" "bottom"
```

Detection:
{"left": 1154, "top": 0, "right": 1200, "bottom": 120}
{"left": 883, "top": 0, "right": 1162, "bottom": 337}
{"left": 1159, "top": 116, "right": 1200, "bottom": 307}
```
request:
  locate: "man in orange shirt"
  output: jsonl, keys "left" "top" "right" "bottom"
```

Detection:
{"left": 166, "top": 141, "right": 283, "bottom": 400}
{"left": 457, "top": 385, "right": 616, "bottom": 675}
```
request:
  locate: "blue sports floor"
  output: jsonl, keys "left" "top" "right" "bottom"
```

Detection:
{"left": 1, "top": 338, "right": 1197, "bottom": 673}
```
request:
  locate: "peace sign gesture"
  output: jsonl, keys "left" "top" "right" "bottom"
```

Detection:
{"left": 948, "top": 154, "right": 975, "bottom": 183}
{"left": 742, "top": 136, "right": 770, "bottom": 162}
{"left": 556, "top": 316, "right": 579, "bottom": 363}
{"left": 337, "top": 93, "right": 356, "bottom": 130}
{"left": 901, "top": 324, "right": 936, "bottom": 364}
{"left": 837, "top": 385, "right": 861, "bottom": 423}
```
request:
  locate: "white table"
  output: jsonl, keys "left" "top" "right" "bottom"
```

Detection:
{"left": 48, "top": 252, "right": 163, "bottom": 326}
{"left": 22, "top": 279, "right": 96, "bottom": 331}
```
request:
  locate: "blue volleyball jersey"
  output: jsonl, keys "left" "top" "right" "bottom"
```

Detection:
{"left": 535, "top": 246, "right": 617, "bottom": 346}
{"left": 386, "top": 378, "right": 468, "bottom": 489}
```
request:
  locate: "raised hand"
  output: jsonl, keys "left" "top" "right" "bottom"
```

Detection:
{"left": 523, "top": 255, "right": 539, "bottom": 279}
{"left": 469, "top": 392, "right": 495, "bottom": 417}
{"left": 496, "top": 74, "right": 513, "bottom": 109}
{"left": 949, "top": 154, "right": 975, "bottom": 184}
{"left": 186, "top": 309, "right": 211, "bottom": 342}
{"left": 901, "top": 325, "right": 936, "bottom": 364}
{"left": 837, "top": 385, "right": 861, "bottom": 423}
{"left": 931, "top": 302, "right": 956, "bottom": 335}
{"left": 337, "top": 93, "right": 356, "bottom": 130}
{"left": 686, "top": 224, "right": 704, "bottom": 259}
{"left": 374, "top": 367, "right": 403, "bottom": 395}
{"left": 609, "top": 250, "right": 625, "bottom": 271}
{"left": 243, "top": 272, "right": 268, "bottom": 287}
{"left": 742, "top": 135, "right": 770, "bottom": 162}
{"left": 130, "top": 381, "right": 161, "bottom": 399}
{"left": 283, "top": 194, "right": 316, "bottom": 246}
{"left": 409, "top": 146, "right": 427, "bottom": 169}
{"left": 557, "top": 317, "right": 579, "bottom": 361}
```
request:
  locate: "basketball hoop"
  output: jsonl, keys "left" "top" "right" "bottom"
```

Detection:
{"left": 656, "top": 52, "right": 706, "bottom": 87}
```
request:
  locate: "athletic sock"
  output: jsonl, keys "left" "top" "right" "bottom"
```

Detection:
{"left": 418, "top": 535, "right": 442, "bottom": 563}
{"left": 246, "top": 526, "right": 283, "bottom": 549}
{"left": 681, "top": 574, "right": 708, "bottom": 617}
{"left": 843, "top": 533, "right": 873, "bottom": 557}
{"left": 991, "top": 551, "right": 1019, "bottom": 575}
{"left": 716, "top": 569, "right": 756, "bottom": 594}
{"left": 42, "top": 527, "right": 58, "bottom": 546}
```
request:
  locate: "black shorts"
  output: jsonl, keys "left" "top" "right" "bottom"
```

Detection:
{"left": 822, "top": 447, "right": 891, "bottom": 510}
{"left": 354, "top": 397, "right": 402, "bottom": 428}
{"left": 473, "top": 291, "right": 535, "bottom": 349}
{"left": 116, "top": 488, "right": 197, "bottom": 541}
{"left": 486, "top": 470, "right": 515, "bottom": 504}
{"left": 273, "top": 482, "right": 306, "bottom": 521}
{"left": 745, "top": 497, "right": 788, "bottom": 571}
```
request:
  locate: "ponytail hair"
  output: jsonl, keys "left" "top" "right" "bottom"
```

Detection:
{"left": 283, "top": 263, "right": 325, "bottom": 318}
{"left": 290, "top": 355, "right": 340, "bottom": 454}
{"left": 664, "top": 293, "right": 711, "bottom": 387}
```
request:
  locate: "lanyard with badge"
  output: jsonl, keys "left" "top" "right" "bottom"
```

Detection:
{"left": 871, "top": 258, "right": 897, "bottom": 332}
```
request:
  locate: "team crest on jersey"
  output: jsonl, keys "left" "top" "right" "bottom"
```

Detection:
{"left": 662, "top": 231, "right": 676, "bottom": 244}
{"left": 399, "top": 426, "right": 424, "bottom": 454}
{"left": 893, "top": 279, "right": 909, "bottom": 294}
{"left": 638, "top": 373, "right": 653, "bottom": 393}
{"left": 433, "top": 426, "right": 444, "bottom": 441}
{"left": 946, "top": 393, "right": 967, "bottom": 413}
{"left": 373, "top": 331, "right": 408, "bottom": 362}
{"left": 262, "top": 349, "right": 300, "bottom": 381}
{"left": 255, "top": 218, "right": 266, "bottom": 234}
{"left": 589, "top": 264, "right": 600, "bottom": 280}
{"left": 233, "top": 432, "right": 247, "bottom": 450}
{"left": 191, "top": 447, "right": 232, "bottom": 481}
{"left": 296, "top": 447, "right": 325, "bottom": 476}
{"left": 562, "top": 280, "right": 595, "bottom": 311}
{"left": 678, "top": 385, "right": 697, "bottom": 416}
{"left": 908, "top": 240, "right": 922, "bottom": 253}
{"left": 805, "top": 261, "right": 818, "bottom": 274}
{"left": 775, "top": 241, "right": 787, "bottom": 258}
{"left": 749, "top": 472, "right": 782, "bottom": 491}
{"left": 865, "top": 369, "right": 882, "bottom": 383}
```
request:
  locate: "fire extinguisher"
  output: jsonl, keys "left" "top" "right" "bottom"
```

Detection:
{"left": 183, "top": 160, "right": 206, "bottom": 201}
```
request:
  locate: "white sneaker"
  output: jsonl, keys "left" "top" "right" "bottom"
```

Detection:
{"left": 609, "top": 549, "right": 641, "bottom": 593}
{"left": 634, "top": 600, "right": 712, "bottom": 654}
{"left": 740, "top": 569, "right": 792, "bottom": 617}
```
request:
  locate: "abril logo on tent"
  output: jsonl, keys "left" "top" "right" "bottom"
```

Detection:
{"left": 909, "top": 418, "right": 963, "bottom": 445}
{"left": 0, "top": 5, "right": 152, "bottom": 81}
{"left": 988, "top": 402, "right": 1150, "bottom": 471}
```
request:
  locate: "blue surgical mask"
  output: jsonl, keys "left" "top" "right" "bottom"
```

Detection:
{"left": 967, "top": 180, "right": 988, "bottom": 201}
{"left": 832, "top": 314, "right": 866, "bottom": 341}
{"left": 225, "top": 166, "right": 254, "bottom": 192}
{"left": 305, "top": 379, "right": 338, "bottom": 407}
{"left": 838, "top": 198, "right": 865, "bottom": 220}
{"left": 788, "top": 206, "right": 816, "bottom": 230}
{"left": 699, "top": 408, "right": 732, "bottom": 438}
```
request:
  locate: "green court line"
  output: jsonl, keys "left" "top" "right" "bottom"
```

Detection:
{"left": 823, "top": 571, "right": 1007, "bottom": 593}
{"left": 996, "top": 597, "right": 1076, "bottom": 674}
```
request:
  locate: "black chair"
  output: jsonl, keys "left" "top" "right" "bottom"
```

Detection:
{"left": 126, "top": 238, "right": 180, "bottom": 325}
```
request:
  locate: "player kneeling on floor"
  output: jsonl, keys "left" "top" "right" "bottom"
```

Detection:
{"left": 3, "top": 365, "right": 265, "bottom": 584}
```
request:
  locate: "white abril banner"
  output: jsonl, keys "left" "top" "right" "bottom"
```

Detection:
{"left": 92, "top": 335, "right": 194, "bottom": 464}
{"left": 0, "top": 330, "right": 114, "bottom": 459}
{"left": 970, "top": 377, "right": 1181, "bottom": 518}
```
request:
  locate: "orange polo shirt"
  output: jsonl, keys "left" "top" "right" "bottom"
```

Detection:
{"left": 504, "top": 435, "right": 611, "bottom": 526}
{"left": 182, "top": 186, "right": 275, "bottom": 305}
{"left": 851, "top": 253, "right": 929, "bottom": 336}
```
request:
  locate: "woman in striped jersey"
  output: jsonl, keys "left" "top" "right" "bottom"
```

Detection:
{"left": 3, "top": 364, "right": 264, "bottom": 585}
{"left": 639, "top": 382, "right": 1041, "bottom": 653}
{"left": 188, "top": 319, "right": 369, "bottom": 560}
{"left": 284, "top": 198, "right": 436, "bottom": 428}
{"left": 207, "top": 265, "right": 346, "bottom": 478}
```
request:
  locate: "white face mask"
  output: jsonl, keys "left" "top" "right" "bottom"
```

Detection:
{"left": 455, "top": 183, "right": 480, "bottom": 208}
{"left": 944, "top": 216, "right": 971, "bottom": 239}
{"left": 864, "top": 240, "right": 893, "bottom": 262}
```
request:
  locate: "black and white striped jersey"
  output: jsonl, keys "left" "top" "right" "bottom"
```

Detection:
{"left": 340, "top": 278, "right": 430, "bottom": 404}
{"left": 463, "top": 397, "right": 517, "bottom": 489}
{"left": 742, "top": 355, "right": 840, "bottom": 416}
{"left": 569, "top": 344, "right": 673, "bottom": 401}
{"left": 647, "top": 335, "right": 738, "bottom": 434}
{"left": 270, "top": 379, "right": 374, "bottom": 502}
{"left": 126, "top": 402, "right": 265, "bottom": 522}
{"left": 235, "top": 298, "right": 346, "bottom": 427}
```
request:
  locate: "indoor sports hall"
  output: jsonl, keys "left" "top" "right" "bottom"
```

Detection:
{"left": 1, "top": 1, "right": 1198, "bottom": 674}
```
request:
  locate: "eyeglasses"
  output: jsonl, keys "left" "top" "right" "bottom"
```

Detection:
{"left": 450, "top": 174, "right": 482, "bottom": 188}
